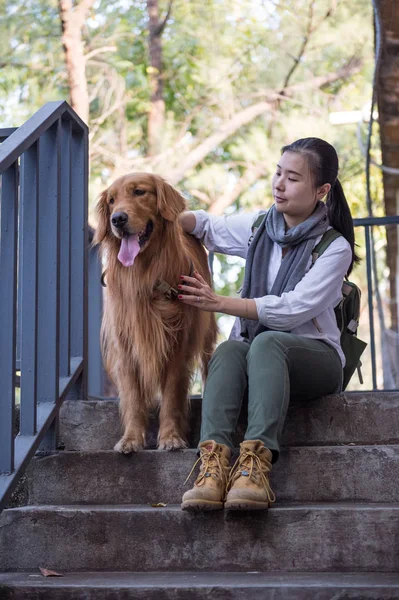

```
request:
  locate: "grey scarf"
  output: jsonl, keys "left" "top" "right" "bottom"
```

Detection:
{"left": 240, "top": 201, "right": 329, "bottom": 342}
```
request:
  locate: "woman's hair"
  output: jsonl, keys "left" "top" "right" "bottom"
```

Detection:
{"left": 281, "top": 137, "right": 359, "bottom": 275}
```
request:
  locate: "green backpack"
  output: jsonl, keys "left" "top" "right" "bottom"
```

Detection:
{"left": 312, "top": 229, "right": 367, "bottom": 390}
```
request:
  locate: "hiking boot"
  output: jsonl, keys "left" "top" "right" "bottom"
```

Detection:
{"left": 181, "top": 440, "right": 231, "bottom": 511}
{"left": 224, "top": 440, "right": 276, "bottom": 510}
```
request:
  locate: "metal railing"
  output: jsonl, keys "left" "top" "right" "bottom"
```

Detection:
{"left": 353, "top": 215, "right": 399, "bottom": 391}
{"left": 0, "top": 101, "right": 88, "bottom": 509}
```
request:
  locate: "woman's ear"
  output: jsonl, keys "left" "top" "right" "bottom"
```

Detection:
{"left": 317, "top": 183, "right": 331, "bottom": 200}
{"left": 154, "top": 175, "right": 186, "bottom": 221}
{"left": 93, "top": 190, "right": 110, "bottom": 245}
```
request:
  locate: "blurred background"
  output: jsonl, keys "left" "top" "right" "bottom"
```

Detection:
{"left": 2, "top": 0, "right": 398, "bottom": 392}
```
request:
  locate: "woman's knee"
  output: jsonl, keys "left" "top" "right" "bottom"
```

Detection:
{"left": 247, "top": 331, "right": 289, "bottom": 358}
{"left": 209, "top": 340, "right": 247, "bottom": 369}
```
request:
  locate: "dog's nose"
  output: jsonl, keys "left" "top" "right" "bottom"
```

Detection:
{"left": 111, "top": 212, "right": 128, "bottom": 229}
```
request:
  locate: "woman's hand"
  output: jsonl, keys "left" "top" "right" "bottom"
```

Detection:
{"left": 178, "top": 271, "right": 221, "bottom": 312}
{"left": 178, "top": 271, "right": 259, "bottom": 320}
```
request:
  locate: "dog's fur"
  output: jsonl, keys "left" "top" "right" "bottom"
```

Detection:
{"left": 94, "top": 173, "right": 217, "bottom": 452}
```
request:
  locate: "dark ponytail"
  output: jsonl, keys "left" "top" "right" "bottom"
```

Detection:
{"left": 281, "top": 137, "right": 360, "bottom": 276}
{"left": 326, "top": 179, "right": 359, "bottom": 275}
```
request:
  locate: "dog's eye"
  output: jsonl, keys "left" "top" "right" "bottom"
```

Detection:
{"left": 134, "top": 189, "right": 146, "bottom": 196}
{"left": 109, "top": 197, "right": 114, "bottom": 205}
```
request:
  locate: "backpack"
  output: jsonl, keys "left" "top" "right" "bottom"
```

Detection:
{"left": 312, "top": 229, "right": 367, "bottom": 390}
{"left": 250, "top": 216, "right": 367, "bottom": 390}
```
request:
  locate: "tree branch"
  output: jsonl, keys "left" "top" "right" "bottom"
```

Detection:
{"left": 281, "top": 0, "right": 315, "bottom": 91}
{"left": 85, "top": 46, "right": 117, "bottom": 62}
{"left": 155, "top": 0, "right": 173, "bottom": 36}
{"left": 189, "top": 189, "right": 212, "bottom": 205}
{"left": 167, "top": 102, "right": 274, "bottom": 185}
{"left": 167, "top": 58, "right": 362, "bottom": 185}
{"left": 207, "top": 163, "right": 269, "bottom": 215}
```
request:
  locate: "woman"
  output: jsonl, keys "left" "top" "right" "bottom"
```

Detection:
{"left": 177, "top": 137, "right": 358, "bottom": 511}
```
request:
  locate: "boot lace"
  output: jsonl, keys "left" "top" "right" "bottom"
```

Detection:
{"left": 227, "top": 450, "right": 276, "bottom": 505}
{"left": 184, "top": 449, "right": 228, "bottom": 489}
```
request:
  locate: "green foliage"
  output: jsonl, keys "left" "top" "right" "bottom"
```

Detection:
{"left": 1, "top": 0, "right": 380, "bottom": 289}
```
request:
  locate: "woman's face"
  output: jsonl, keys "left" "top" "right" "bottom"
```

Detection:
{"left": 272, "top": 151, "right": 329, "bottom": 228}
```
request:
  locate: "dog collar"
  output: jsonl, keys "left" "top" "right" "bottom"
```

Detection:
{"left": 154, "top": 259, "right": 195, "bottom": 301}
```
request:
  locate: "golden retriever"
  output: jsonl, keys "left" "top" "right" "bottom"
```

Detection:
{"left": 94, "top": 173, "right": 217, "bottom": 452}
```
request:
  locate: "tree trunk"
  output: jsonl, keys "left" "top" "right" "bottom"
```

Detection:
{"left": 59, "top": 0, "right": 94, "bottom": 124}
{"left": 376, "top": 1, "right": 399, "bottom": 331}
{"left": 147, "top": 0, "right": 170, "bottom": 156}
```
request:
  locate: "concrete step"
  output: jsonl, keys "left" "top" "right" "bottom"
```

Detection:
{"left": 59, "top": 393, "right": 399, "bottom": 452}
{"left": 1, "top": 571, "right": 399, "bottom": 600}
{"left": 24, "top": 445, "right": 399, "bottom": 505}
{"left": 1, "top": 504, "right": 398, "bottom": 572}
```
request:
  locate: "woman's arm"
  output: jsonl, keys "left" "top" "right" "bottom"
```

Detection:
{"left": 180, "top": 209, "right": 261, "bottom": 258}
{"left": 178, "top": 271, "right": 258, "bottom": 319}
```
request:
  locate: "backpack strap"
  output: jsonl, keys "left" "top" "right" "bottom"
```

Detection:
{"left": 252, "top": 213, "right": 266, "bottom": 232}
{"left": 248, "top": 213, "right": 267, "bottom": 246}
{"left": 312, "top": 228, "right": 342, "bottom": 265}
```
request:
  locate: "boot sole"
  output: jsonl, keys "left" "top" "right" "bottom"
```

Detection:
{"left": 181, "top": 500, "right": 223, "bottom": 511}
{"left": 224, "top": 499, "right": 270, "bottom": 511}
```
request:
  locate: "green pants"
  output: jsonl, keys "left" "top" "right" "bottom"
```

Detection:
{"left": 200, "top": 331, "right": 343, "bottom": 462}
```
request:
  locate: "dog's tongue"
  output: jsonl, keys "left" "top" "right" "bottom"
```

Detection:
{"left": 118, "top": 234, "right": 140, "bottom": 267}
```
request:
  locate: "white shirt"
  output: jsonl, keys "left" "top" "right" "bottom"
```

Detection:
{"left": 192, "top": 209, "right": 353, "bottom": 367}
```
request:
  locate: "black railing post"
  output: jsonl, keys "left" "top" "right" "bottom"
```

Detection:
{"left": 0, "top": 162, "right": 18, "bottom": 473}
{"left": 364, "top": 225, "right": 378, "bottom": 390}
{"left": 88, "top": 244, "right": 104, "bottom": 397}
{"left": 36, "top": 122, "right": 61, "bottom": 406}
{"left": 36, "top": 122, "right": 61, "bottom": 453}
{"left": 69, "top": 126, "right": 88, "bottom": 400}
{"left": 19, "top": 144, "right": 39, "bottom": 436}
{"left": 59, "top": 118, "right": 72, "bottom": 379}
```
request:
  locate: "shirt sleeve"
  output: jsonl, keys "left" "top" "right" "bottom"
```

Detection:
{"left": 254, "top": 236, "right": 352, "bottom": 330}
{"left": 191, "top": 209, "right": 263, "bottom": 258}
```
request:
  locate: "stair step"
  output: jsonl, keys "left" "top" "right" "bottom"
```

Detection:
{"left": 1, "top": 571, "right": 399, "bottom": 600}
{"left": 59, "top": 393, "right": 399, "bottom": 452}
{"left": 1, "top": 504, "right": 398, "bottom": 573}
{"left": 24, "top": 445, "right": 399, "bottom": 505}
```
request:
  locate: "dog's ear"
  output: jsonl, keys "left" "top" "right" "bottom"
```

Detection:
{"left": 93, "top": 190, "right": 110, "bottom": 245}
{"left": 154, "top": 176, "right": 186, "bottom": 221}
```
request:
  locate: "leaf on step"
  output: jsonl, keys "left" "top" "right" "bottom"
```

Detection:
{"left": 39, "top": 568, "right": 64, "bottom": 577}
{"left": 151, "top": 502, "right": 167, "bottom": 507}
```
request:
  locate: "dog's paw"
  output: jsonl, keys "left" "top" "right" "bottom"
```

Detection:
{"left": 114, "top": 437, "right": 144, "bottom": 454}
{"left": 158, "top": 435, "right": 188, "bottom": 451}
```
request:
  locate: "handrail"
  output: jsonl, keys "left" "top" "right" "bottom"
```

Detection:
{"left": 0, "top": 102, "right": 87, "bottom": 171}
{"left": 353, "top": 216, "right": 399, "bottom": 226}
{"left": 0, "top": 101, "right": 88, "bottom": 509}
{"left": 0, "top": 128, "right": 17, "bottom": 142}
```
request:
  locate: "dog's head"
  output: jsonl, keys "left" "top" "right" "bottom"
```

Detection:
{"left": 93, "top": 173, "right": 186, "bottom": 267}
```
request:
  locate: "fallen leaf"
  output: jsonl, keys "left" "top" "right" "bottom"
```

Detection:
{"left": 151, "top": 502, "right": 167, "bottom": 508}
{"left": 39, "top": 568, "right": 64, "bottom": 577}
